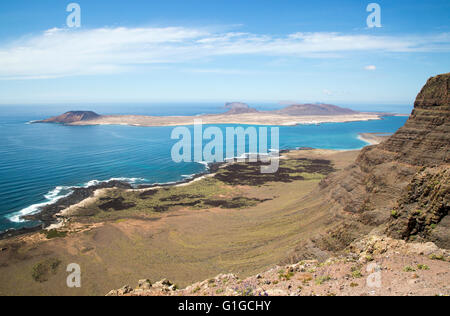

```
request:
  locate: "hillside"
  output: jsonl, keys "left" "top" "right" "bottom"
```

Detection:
{"left": 108, "top": 235, "right": 449, "bottom": 296}
{"left": 36, "top": 111, "right": 101, "bottom": 124}
{"left": 275, "top": 103, "right": 358, "bottom": 116}
{"left": 224, "top": 102, "right": 259, "bottom": 114}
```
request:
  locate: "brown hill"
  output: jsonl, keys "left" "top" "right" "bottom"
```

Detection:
{"left": 275, "top": 103, "right": 358, "bottom": 116}
{"left": 36, "top": 111, "right": 101, "bottom": 124}
{"left": 223, "top": 102, "right": 259, "bottom": 115}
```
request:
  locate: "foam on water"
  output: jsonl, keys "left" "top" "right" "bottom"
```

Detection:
{"left": 7, "top": 177, "right": 149, "bottom": 223}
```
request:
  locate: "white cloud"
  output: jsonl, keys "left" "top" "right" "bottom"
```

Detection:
{"left": 0, "top": 27, "right": 448, "bottom": 79}
{"left": 365, "top": 65, "right": 377, "bottom": 71}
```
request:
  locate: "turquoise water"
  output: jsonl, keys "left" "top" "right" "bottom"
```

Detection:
{"left": 0, "top": 105, "right": 408, "bottom": 232}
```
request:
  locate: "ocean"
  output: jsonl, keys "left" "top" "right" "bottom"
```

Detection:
{"left": 0, "top": 104, "right": 410, "bottom": 232}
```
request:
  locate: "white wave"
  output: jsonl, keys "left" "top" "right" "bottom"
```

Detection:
{"left": 8, "top": 177, "right": 149, "bottom": 223}
{"left": 196, "top": 161, "right": 210, "bottom": 170}
{"left": 181, "top": 174, "right": 196, "bottom": 179}
{"left": 224, "top": 152, "right": 275, "bottom": 161}
{"left": 81, "top": 177, "right": 148, "bottom": 188}
{"left": 8, "top": 189, "right": 72, "bottom": 223}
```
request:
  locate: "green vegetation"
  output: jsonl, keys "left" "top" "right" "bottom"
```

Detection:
{"left": 71, "top": 157, "right": 335, "bottom": 223}
{"left": 351, "top": 266, "right": 363, "bottom": 278}
{"left": 302, "top": 276, "right": 313, "bottom": 284}
{"left": 403, "top": 266, "right": 416, "bottom": 272}
{"left": 32, "top": 258, "right": 61, "bottom": 283}
{"left": 350, "top": 282, "right": 359, "bottom": 288}
{"left": 417, "top": 264, "right": 430, "bottom": 271}
{"left": 351, "top": 270, "right": 363, "bottom": 278}
{"left": 278, "top": 270, "right": 295, "bottom": 281}
{"left": 429, "top": 254, "right": 445, "bottom": 261}
{"left": 391, "top": 210, "right": 399, "bottom": 219}
{"left": 42, "top": 229, "right": 67, "bottom": 239}
{"left": 315, "top": 275, "right": 331, "bottom": 285}
{"left": 212, "top": 158, "right": 334, "bottom": 186}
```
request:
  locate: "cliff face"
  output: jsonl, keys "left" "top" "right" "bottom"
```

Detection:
{"left": 378, "top": 74, "right": 450, "bottom": 166}
{"left": 318, "top": 73, "right": 450, "bottom": 249}
{"left": 386, "top": 166, "right": 449, "bottom": 248}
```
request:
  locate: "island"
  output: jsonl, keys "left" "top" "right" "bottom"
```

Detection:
{"left": 34, "top": 103, "right": 394, "bottom": 127}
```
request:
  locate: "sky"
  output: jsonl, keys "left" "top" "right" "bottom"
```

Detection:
{"left": 0, "top": 0, "right": 449, "bottom": 108}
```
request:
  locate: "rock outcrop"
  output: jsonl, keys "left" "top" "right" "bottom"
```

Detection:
{"left": 317, "top": 73, "right": 449, "bottom": 249}
{"left": 386, "top": 166, "right": 449, "bottom": 248}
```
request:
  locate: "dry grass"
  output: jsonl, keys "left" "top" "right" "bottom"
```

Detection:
{"left": 0, "top": 149, "right": 359, "bottom": 296}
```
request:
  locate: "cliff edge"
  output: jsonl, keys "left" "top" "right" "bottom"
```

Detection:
{"left": 317, "top": 73, "right": 449, "bottom": 250}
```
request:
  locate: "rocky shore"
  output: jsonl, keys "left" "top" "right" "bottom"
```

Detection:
{"left": 0, "top": 162, "right": 225, "bottom": 240}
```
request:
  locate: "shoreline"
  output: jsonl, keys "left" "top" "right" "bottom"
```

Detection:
{"left": 0, "top": 149, "right": 293, "bottom": 239}
{"left": 0, "top": 127, "right": 395, "bottom": 240}
{"left": 0, "top": 143, "right": 369, "bottom": 240}
{"left": 37, "top": 112, "right": 385, "bottom": 127}
{"left": 0, "top": 162, "right": 225, "bottom": 240}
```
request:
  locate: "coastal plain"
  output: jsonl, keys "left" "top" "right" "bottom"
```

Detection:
{"left": 0, "top": 149, "right": 357, "bottom": 296}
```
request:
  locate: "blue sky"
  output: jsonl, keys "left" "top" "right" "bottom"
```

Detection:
{"left": 0, "top": 0, "right": 449, "bottom": 108}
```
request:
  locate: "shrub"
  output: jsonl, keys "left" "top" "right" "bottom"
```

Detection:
{"left": 417, "top": 264, "right": 430, "bottom": 271}
{"left": 31, "top": 258, "right": 61, "bottom": 283}
{"left": 315, "top": 276, "right": 331, "bottom": 285}
{"left": 429, "top": 254, "right": 444, "bottom": 261}
{"left": 42, "top": 229, "right": 67, "bottom": 239}
{"left": 278, "top": 270, "right": 295, "bottom": 281}
{"left": 352, "top": 270, "right": 363, "bottom": 278}
{"left": 403, "top": 266, "right": 416, "bottom": 272}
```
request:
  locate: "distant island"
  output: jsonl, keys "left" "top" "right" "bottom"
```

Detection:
{"left": 34, "top": 103, "right": 394, "bottom": 127}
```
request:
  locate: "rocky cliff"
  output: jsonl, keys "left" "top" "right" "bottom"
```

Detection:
{"left": 317, "top": 73, "right": 449, "bottom": 250}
